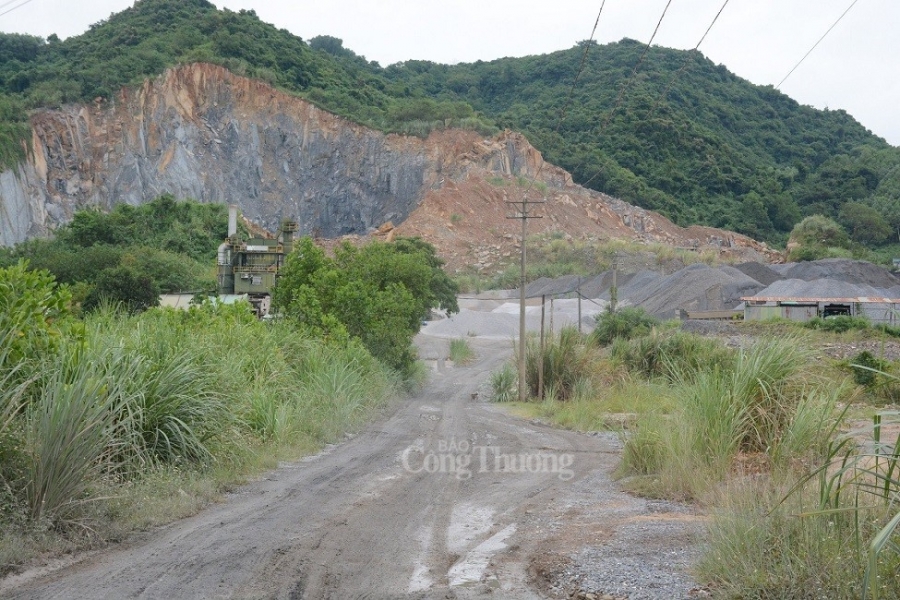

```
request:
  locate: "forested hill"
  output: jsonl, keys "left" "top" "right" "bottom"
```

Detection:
{"left": 1, "top": 0, "right": 899, "bottom": 249}
{"left": 384, "top": 41, "right": 899, "bottom": 245}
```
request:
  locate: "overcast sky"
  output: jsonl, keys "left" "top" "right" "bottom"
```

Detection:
{"left": 2, "top": 0, "right": 897, "bottom": 146}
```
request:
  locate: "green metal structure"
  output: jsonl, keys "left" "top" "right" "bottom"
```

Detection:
{"left": 217, "top": 205, "right": 298, "bottom": 317}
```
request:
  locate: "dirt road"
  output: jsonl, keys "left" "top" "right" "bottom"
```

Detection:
{"left": 1, "top": 334, "right": 702, "bottom": 599}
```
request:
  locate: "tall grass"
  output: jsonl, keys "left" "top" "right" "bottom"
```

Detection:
{"left": 525, "top": 326, "right": 601, "bottom": 401}
{"left": 449, "top": 338, "right": 475, "bottom": 364}
{"left": 780, "top": 412, "right": 900, "bottom": 599}
{"left": 25, "top": 342, "right": 137, "bottom": 523}
{"left": 1, "top": 302, "right": 397, "bottom": 562}
{"left": 620, "top": 337, "right": 842, "bottom": 499}
{"left": 490, "top": 363, "right": 517, "bottom": 402}
{"left": 610, "top": 330, "right": 733, "bottom": 381}
{"left": 591, "top": 306, "right": 659, "bottom": 346}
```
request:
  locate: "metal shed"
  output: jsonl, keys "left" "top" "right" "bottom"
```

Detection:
{"left": 741, "top": 296, "right": 900, "bottom": 325}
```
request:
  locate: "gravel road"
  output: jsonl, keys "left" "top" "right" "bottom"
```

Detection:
{"left": 1, "top": 332, "right": 703, "bottom": 600}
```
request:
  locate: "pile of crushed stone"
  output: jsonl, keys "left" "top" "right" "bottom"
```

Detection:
{"left": 424, "top": 298, "right": 605, "bottom": 339}
{"left": 772, "top": 258, "right": 900, "bottom": 288}
{"left": 513, "top": 258, "right": 900, "bottom": 318}
{"left": 752, "top": 278, "right": 900, "bottom": 299}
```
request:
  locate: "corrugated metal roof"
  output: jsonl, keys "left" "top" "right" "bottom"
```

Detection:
{"left": 741, "top": 297, "right": 900, "bottom": 303}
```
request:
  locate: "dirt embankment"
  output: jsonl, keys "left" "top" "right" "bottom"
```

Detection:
{"left": 369, "top": 140, "right": 777, "bottom": 273}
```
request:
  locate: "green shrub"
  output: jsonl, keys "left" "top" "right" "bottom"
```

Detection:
{"left": 0, "top": 260, "right": 80, "bottom": 371}
{"left": 850, "top": 350, "right": 889, "bottom": 387}
{"left": 804, "top": 315, "right": 871, "bottom": 333}
{"left": 591, "top": 306, "right": 659, "bottom": 346}
{"left": 610, "top": 330, "right": 733, "bottom": 380}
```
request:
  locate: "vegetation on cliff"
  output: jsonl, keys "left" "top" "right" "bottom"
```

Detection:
{"left": 1, "top": 0, "right": 900, "bottom": 251}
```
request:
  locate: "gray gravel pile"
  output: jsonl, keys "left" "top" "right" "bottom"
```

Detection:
{"left": 751, "top": 278, "right": 897, "bottom": 299}
{"left": 599, "top": 263, "right": 765, "bottom": 318}
{"left": 524, "top": 274, "right": 583, "bottom": 297}
{"left": 423, "top": 298, "right": 606, "bottom": 339}
{"left": 512, "top": 259, "right": 900, "bottom": 320}
{"left": 734, "top": 261, "right": 784, "bottom": 286}
{"left": 602, "top": 270, "right": 660, "bottom": 301}
{"left": 771, "top": 259, "right": 900, "bottom": 288}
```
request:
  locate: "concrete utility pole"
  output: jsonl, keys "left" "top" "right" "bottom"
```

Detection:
{"left": 577, "top": 276, "right": 582, "bottom": 333}
{"left": 610, "top": 256, "right": 620, "bottom": 313}
{"left": 507, "top": 195, "right": 543, "bottom": 403}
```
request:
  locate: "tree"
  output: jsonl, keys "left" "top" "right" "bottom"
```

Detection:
{"left": 787, "top": 215, "right": 850, "bottom": 261}
{"left": 273, "top": 237, "right": 457, "bottom": 374}
{"left": 838, "top": 202, "right": 892, "bottom": 245}
{"left": 83, "top": 266, "right": 160, "bottom": 313}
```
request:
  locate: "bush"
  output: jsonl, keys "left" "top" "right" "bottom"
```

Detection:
{"left": 804, "top": 315, "right": 870, "bottom": 333}
{"left": 274, "top": 237, "right": 458, "bottom": 375}
{"left": 82, "top": 266, "right": 160, "bottom": 314}
{"left": 591, "top": 306, "right": 659, "bottom": 346}
{"left": 610, "top": 330, "right": 733, "bottom": 380}
{"left": 850, "top": 350, "right": 889, "bottom": 388}
{"left": 0, "top": 260, "right": 80, "bottom": 372}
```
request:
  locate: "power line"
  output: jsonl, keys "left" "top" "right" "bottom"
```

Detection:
{"left": 524, "top": 0, "right": 608, "bottom": 191}
{"left": 777, "top": 0, "right": 860, "bottom": 89}
{"left": 511, "top": 2, "right": 607, "bottom": 401}
{"left": 0, "top": 0, "right": 26, "bottom": 11}
{"left": 597, "top": 0, "right": 674, "bottom": 134}
{"left": 0, "top": 0, "right": 36, "bottom": 19}
{"left": 577, "top": 0, "right": 675, "bottom": 188}
{"left": 660, "top": 0, "right": 857, "bottom": 207}
{"left": 644, "top": 0, "right": 731, "bottom": 120}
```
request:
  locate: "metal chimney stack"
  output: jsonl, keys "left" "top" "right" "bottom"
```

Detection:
{"left": 228, "top": 204, "right": 237, "bottom": 237}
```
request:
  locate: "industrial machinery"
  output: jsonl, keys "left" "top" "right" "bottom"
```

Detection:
{"left": 217, "top": 205, "right": 298, "bottom": 317}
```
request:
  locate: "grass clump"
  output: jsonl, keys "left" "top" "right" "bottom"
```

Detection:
{"left": 525, "top": 326, "right": 602, "bottom": 401}
{"left": 449, "top": 338, "right": 475, "bottom": 364}
{"left": 591, "top": 306, "right": 659, "bottom": 346}
{"left": 700, "top": 412, "right": 900, "bottom": 599}
{"left": 490, "top": 363, "right": 517, "bottom": 402}
{"left": 805, "top": 315, "right": 871, "bottom": 333}
{"left": 619, "top": 337, "right": 842, "bottom": 500}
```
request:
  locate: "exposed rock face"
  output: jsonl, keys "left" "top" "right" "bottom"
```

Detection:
{"left": 0, "top": 62, "right": 774, "bottom": 267}
{"left": 3, "top": 63, "right": 484, "bottom": 243}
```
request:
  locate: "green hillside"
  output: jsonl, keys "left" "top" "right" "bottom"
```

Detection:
{"left": 1, "top": 0, "right": 899, "bottom": 250}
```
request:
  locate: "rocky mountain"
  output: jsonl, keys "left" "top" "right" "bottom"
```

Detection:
{"left": 0, "top": 63, "right": 773, "bottom": 268}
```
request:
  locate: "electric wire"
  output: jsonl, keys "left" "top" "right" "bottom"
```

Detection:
{"left": 522, "top": 0, "right": 608, "bottom": 192}
{"left": 667, "top": 0, "right": 857, "bottom": 209}
{"left": 0, "top": 0, "right": 27, "bottom": 11}
{"left": 644, "top": 0, "right": 731, "bottom": 120}
{"left": 0, "top": 0, "right": 36, "bottom": 19}
{"left": 777, "top": 0, "right": 860, "bottom": 89}
{"left": 576, "top": 0, "right": 676, "bottom": 188}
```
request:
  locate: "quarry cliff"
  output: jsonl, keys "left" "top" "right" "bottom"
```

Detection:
{"left": 0, "top": 63, "right": 774, "bottom": 268}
